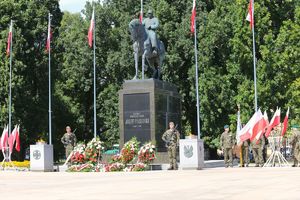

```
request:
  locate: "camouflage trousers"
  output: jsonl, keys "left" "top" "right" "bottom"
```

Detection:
{"left": 223, "top": 148, "right": 233, "bottom": 167}
{"left": 65, "top": 145, "right": 74, "bottom": 159}
{"left": 243, "top": 146, "right": 250, "bottom": 166}
{"left": 167, "top": 146, "right": 177, "bottom": 169}
{"left": 252, "top": 148, "right": 264, "bottom": 166}
{"left": 292, "top": 145, "right": 300, "bottom": 166}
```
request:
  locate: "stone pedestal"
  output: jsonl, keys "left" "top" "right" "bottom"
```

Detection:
{"left": 30, "top": 144, "right": 53, "bottom": 172}
{"left": 119, "top": 79, "right": 181, "bottom": 152}
{"left": 179, "top": 139, "right": 204, "bottom": 170}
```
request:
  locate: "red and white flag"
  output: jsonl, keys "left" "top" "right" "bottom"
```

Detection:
{"left": 8, "top": 134, "right": 14, "bottom": 153}
{"left": 6, "top": 21, "right": 13, "bottom": 56}
{"left": 1, "top": 126, "right": 9, "bottom": 150}
{"left": 11, "top": 125, "right": 17, "bottom": 144}
{"left": 246, "top": 0, "right": 254, "bottom": 29}
{"left": 238, "top": 110, "right": 262, "bottom": 142}
{"left": 140, "top": 0, "right": 143, "bottom": 23}
{"left": 7, "top": 126, "right": 17, "bottom": 153}
{"left": 46, "top": 14, "right": 52, "bottom": 52}
{"left": 254, "top": 111, "right": 269, "bottom": 142}
{"left": 251, "top": 110, "right": 269, "bottom": 141}
{"left": 265, "top": 108, "right": 281, "bottom": 137}
{"left": 14, "top": 125, "right": 20, "bottom": 152}
{"left": 88, "top": 8, "right": 95, "bottom": 48}
{"left": 263, "top": 110, "right": 269, "bottom": 127}
{"left": 191, "top": 0, "right": 196, "bottom": 33}
{"left": 281, "top": 107, "right": 289, "bottom": 136}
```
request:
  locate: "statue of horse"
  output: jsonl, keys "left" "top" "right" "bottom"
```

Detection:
{"left": 129, "top": 19, "right": 165, "bottom": 80}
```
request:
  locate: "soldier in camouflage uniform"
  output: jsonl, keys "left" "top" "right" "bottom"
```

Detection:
{"left": 242, "top": 139, "right": 250, "bottom": 167}
{"left": 220, "top": 125, "right": 235, "bottom": 168}
{"left": 61, "top": 126, "right": 77, "bottom": 159}
{"left": 290, "top": 125, "right": 300, "bottom": 167}
{"left": 251, "top": 136, "right": 265, "bottom": 167}
{"left": 162, "top": 121, "right": 180, "bottom": 170}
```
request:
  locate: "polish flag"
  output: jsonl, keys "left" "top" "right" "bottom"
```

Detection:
{"left": 7, "top": 126, "right": 16, "bottom": 153}
{"left": 238, "top": 110, "right": 262, "bottom": 142}
{"left": 281, "top": 107, "right": 289, "bottom": 136}
{"left": 11, "top": 125, "right": 17, "bottom": 144}
{"left": 265, "top": 108, "right": 281, "bottom": 138}
{"left": 6, "top": 21, "right": 13, "bottom": 56}
{"left": 1, "top": 126, "right": 9, "bottom": 150}
{"left": 8, "top": 134, "right": 14, "bottom": 153}
{"left": 46, "top": 14, "right": 52, "bottom": 52}
{"left": 191, "top": 0, "right": 196, "bottom": 33}
{"left": 255, "top": 110, "right": 269, "bottom": 140}
{"left": 15, "top": 125, "right": 20, "bottom": 152}
{"left": 88, "top": 8, "right": 95, "bottom": 48}
{"left": 140, "top": 0, "right": 143, "bottom": 23}
{"left": 246, "top": 0, "right": 254, "bottom": 29}
{"left": 251, "top": 110, "right": 269, "bottom": 141}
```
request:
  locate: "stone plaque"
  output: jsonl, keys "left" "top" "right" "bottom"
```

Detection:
{"left": 123, "top": 93, "right": 151, "bottom": 144}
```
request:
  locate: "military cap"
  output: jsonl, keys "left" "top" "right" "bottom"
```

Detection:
{"left": 224, "top": 125, "right": 229, "bottom": 129}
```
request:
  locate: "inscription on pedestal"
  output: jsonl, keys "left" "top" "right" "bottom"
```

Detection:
{"left": 123, "top": 93, "right": 151, "bottom": 144}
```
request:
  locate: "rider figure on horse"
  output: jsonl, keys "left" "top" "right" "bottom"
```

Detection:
{"left": 142, "top": 9, "right": 159, "bottom": 56}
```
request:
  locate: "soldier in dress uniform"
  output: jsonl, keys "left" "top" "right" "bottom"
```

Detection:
{"left": 220, "top": 125, "right": 235, "bottom": 168}
{"left": 162, "top": 122, "right": 180, "bottom": 170}
{"left": 61, "top": 126, "right": 77, "bottom": 159}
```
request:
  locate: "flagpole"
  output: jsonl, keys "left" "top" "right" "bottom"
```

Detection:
{"left": 140, "top": 0, "right": 143, "bottom": 21}
{"left": 252, "top": 0, "right": 258, "bottom": 111}
{"left": 93, "top": 7, "right": 97, "bottom": 139}
{"left": 48, "top": 13, "right": 52, "bottom": 145}
{"left": 8, "top": 20, "right": 13, "bottom": 142}
{"left": 193, "top": 10, "right": 201, "bottom": 139}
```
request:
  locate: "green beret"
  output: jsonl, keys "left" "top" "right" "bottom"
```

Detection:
{"left": 224, "top": 125, "right": 229, "bottom": 129}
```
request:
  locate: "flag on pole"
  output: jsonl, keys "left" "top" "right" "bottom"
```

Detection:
{"left": 6, "top": 21, "right": 13, "bottom": 56}
{"left": 8, "top": 126, "right": 16, "bottom": 154}
{"left": 140, "top": 0, "right": 143, "bottom": 23}
{"left": 236, "top": 108, "right": 242, "bottom": 145}
{"left": 265, "top": 108, "right": 281, "bottom": 137}
{"left": 191, "top": 0, "right": 196, "bottom": 33}
{"left": 46, "top": 14, "right": 52, "bottom": 52}
{"left": 1, "top": 126, "right": 9, "bottom": 150}
{"left": 8, "top": 134, "right": 14, "bottom": 153}
{"left": 253, "top": 111, "right": 269, "bottom": 143}
{"left": 251, "top": 110, "right": 268, "bottom": 141}
{"left": 15, "top": 125, "right": 20, "bottom": 152}
{"left": 246, "top": 0, "right": 254, "bottom": 29}
{"left": 88, "top": 8, "right": 95, "bottom": 48}
{"left": 238, "top": 110, "right": 261, "bottom": 142}
{"left": 11, "top": 125, "right": 17, "bottom": 144}
{"left": 281, "top": 107, "right": 289, "bottom": 136}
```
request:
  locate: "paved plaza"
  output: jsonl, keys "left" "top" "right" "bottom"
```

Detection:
{"left": 0, "top": 167, "right": 300, "bottom": 200}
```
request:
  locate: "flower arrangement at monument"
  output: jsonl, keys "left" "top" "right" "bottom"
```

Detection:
{"left": 84, "top": 138, "right": 105, "bottom": 164}
{"left": 110, "top": 154, "right": 122, "bottom": 163}
{"left": 120, "top": 137, "right": 139, "bottom": 164}
{"left": 67, "top": 137, "right": 156, "bottom": 172}
{"left": 131, "top": 163, "right": 147, "bottom": 171}
{"left": 107, "top": 162, "right": 125, "bottom": 172}
{"left": 70, "top": 143, "right": 86, "bottom": 164}
{"left": 137, "top": 142, "right": 156, "bottom": 164}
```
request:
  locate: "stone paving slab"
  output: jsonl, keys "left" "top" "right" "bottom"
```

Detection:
{"left": 0, "top": 167, "right": 300, "bottom": 200}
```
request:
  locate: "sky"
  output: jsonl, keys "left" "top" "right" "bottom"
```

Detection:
{"left": 59, "top": 0, "right": 89, "bottom": 13}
